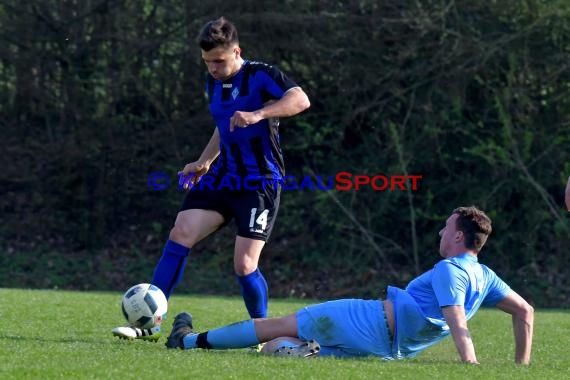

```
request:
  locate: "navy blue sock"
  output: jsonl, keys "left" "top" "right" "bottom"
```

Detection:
{"left": 236, "top": 268, "right": 268, "bottom": 318}
{"left": 151, "top": 240, "right": 190, "bottom": 299}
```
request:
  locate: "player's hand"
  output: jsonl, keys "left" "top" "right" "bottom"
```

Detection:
{"left": 229, "top": 110, "right": 262, "bottom": 132}
{"left": 178, "top": 161, "right": 209, "bottom": 190}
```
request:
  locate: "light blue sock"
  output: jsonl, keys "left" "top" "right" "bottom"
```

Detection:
{"left": 183, "top": 320, "right": 259, "bottom": 349}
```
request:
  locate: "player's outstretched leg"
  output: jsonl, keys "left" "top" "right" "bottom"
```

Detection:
{"left": 166, "top": 312, "right": 319, "bottom": 358}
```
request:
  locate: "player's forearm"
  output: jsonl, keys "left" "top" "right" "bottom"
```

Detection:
{"left": 442, "top": 306, "right": 478, "bottom": 364}
{"left": 198, "top": 128, "right": 221, "bottom": 165}
{"left": 512, "top": 307, "right": 534, "bottom": 364}
{"left": 450, "top": 328, "right": 479, "bottom": 364}
{"left": 254, "top": 87, "right": 310, "bottom": 119}
{"left": 495, "top": 291, "right": 534, "bottom": 365}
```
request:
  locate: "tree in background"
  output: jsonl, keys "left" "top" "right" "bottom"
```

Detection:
{"left": 0, "top": 0, "right": 568, "bottom": 306}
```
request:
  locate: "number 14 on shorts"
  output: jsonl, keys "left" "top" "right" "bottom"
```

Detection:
{"left": 249, "top": 208, "right": 269, "bottom": 231}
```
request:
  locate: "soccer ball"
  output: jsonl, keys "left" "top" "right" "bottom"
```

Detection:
{"left": 121, "top": 283, "right": 168, "bottom": 329}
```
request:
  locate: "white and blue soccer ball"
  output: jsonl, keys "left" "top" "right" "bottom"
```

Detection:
{"left": 121, "top": 283, "right": 168, "bottom": 329}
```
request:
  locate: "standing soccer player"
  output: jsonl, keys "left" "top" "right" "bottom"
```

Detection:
{"left": 113, "top": 16, "right": 310, "bottom": 341}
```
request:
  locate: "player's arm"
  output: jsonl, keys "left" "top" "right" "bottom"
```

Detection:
{"left": 196, "top": 127, "right": 221, "bottom": 167}
{"left": 230, "top": 88, "right": 310, "bottom": 130}
{"left": 254, "top": 87, "right": 310, "bottom": 119}
{"left": 179, "top": 128, "right": 220, "bottom": 187}
{"left": 495, "top": 291, "right": 534, "bottom": 365}
{"left": 565, "top": 176, "right": 570, "bottom": 211}
{"left": 441, "top": 305, "right": 479, "bottom": 364}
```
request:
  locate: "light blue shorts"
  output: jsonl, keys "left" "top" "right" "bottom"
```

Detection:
{"left": 296, "top": 299, "right": 392, "bottom": 358}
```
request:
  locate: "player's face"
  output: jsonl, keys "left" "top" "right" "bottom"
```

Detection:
{"left": 438, "top": 213, "right": 460, "bottom": 257}
{"left": 201, "top": 45, "right": 241, "bottom": 80}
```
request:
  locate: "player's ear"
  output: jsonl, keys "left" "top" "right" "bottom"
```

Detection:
{"left": 455, "top": 231, "right": 464, "bottom": 243}
{"left": 233, "top": 46, "right": 241, "bottom": 58}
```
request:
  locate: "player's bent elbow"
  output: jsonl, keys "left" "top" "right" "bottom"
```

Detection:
{"left": 521, "top": 302, "right": 534, "bottom": 320}
{"left": 513, "top": 301, "right": 534, "bottom": 323}
{"left": 298, "top": 92, "right": 311, "bottom": 111}
{"left": 290, "top": 87, "right": 310, "bottom": 111}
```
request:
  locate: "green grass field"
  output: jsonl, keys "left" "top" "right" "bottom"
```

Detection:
{"left": 0, "top": 288, "right": 568, "bottom": 379}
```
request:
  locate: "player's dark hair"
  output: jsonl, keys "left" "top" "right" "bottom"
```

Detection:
{"left": 453, "top": 206, "right": 492, "bottom": 252}
{"left": 197, "top": 17, "right": 239, "bottom": 51}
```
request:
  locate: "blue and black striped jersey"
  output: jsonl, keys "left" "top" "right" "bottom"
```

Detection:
{"left": 206, "top": 60, "right": 299, "bottom": 180}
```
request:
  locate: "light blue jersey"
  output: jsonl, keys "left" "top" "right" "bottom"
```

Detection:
{"left": 387, "top": 253, "right": 511, "bottom": 358}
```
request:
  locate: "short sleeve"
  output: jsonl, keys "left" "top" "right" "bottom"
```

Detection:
{"left": 431, "top": 261, "right": 469, "bottom": 307}
{"left": 256, "top": 64, "right": 299, "bottom": 99}
{"left": 482, "top": 270, "right": 512, "bottom": 306}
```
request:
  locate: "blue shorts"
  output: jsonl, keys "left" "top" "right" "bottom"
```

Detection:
{"left": 296, "top": 299, "right": 393, "bottom": 358}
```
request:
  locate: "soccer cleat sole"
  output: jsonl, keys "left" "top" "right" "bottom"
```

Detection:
{"left": 273, "top": 340, "right": 320, "bottom": 358}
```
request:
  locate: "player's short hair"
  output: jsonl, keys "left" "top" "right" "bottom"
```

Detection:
{"left": 196, "top": 17, "right": 239, "bottom": 51}
{"left": 453, "top": 206, "right": 492, "bottom": 252}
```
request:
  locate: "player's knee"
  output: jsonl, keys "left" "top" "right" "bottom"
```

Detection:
{"left": 233, "top": 254, "right": 260, "bottom": 275}
{"left": 234, "top": 262, "right": 256, "bottom": 276}
{"left": 168, "top": 224, "right": 197, "bottom": 247}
